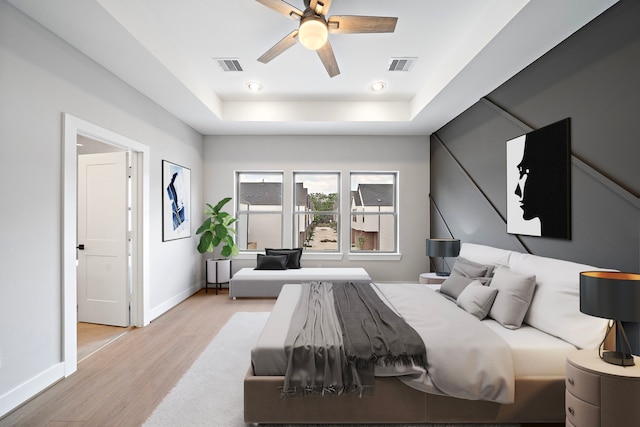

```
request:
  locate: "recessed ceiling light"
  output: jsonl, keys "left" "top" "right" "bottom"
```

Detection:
{"left": 369, "top": 81, "right": 386, "bottom": 92}
{"left": 246, "top": 81, "right": 263, "bottom": 92}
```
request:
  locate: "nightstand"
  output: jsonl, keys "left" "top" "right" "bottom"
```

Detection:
{"left": 565, "top": 349, "right": 640, "bottom": 426}
{"left": 418, "top": 272, "right": 447, "bottom": 285}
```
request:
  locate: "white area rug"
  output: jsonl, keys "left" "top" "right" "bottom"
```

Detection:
{"left": 144, "top": 311, "right": 269, "bottom": 427}
{"left": 144, "top": 311, "right": 519, "bottom": 427}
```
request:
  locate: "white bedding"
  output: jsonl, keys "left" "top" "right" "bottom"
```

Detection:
{"left": 425, "top": 284, "right": 575, "bottom": 377}
{"left": 482, "top": 319, "right": 574, "bottom": 377}
{"left": 251, "top": 283, "right": 576, "bottom": 402}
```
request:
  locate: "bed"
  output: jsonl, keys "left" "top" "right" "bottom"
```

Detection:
{"left": 244, "top": 243, "right": 613, "bottom": 424}
{"left": 229, "top": 267, "right": 371, "bottom": 298}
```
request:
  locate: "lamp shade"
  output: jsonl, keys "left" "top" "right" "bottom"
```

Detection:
{"left": 580, "top": 271, "right": 640, "bottom": 322}
{"left": 426, "top": 239, "right": 461, "bottom": 258}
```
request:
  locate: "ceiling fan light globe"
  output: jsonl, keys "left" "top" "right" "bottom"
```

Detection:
{"left": 298, "top": 18, "right": 328, "bottom": 50}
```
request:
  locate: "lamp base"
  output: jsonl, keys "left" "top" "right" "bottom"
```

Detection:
{"left": 435, "top": 272, "right": 450, "bottom": 277}
{"left": 602, "top": 350, "right": 635, "bottom": 366}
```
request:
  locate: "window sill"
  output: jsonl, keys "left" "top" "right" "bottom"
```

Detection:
{"left": 236, "top": 252, "right": 402, "bottom": 262}
{"left": 347, "top": 253, "right": 402, "bottom": 261}
{"left": 236, "top": 252, "right": 344, "bottom": 261}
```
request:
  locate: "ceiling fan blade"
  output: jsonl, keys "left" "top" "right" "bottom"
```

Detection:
{"left": 328, "top": 15, "right": 398, "bottom": 34}
{"left": 258, "top": 30, "right": 299, "bottom": 63}
{"left": 309, "top": 0, "right": 332, "bottom": 16}
{"left": 255, "top": 0, "right": 303, "bottom": 20}
{"left": 316, "top": 40, "right": 340, "bottom": 78}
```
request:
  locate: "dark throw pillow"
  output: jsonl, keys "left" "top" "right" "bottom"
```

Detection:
{"left": 265, "top": 248, "right": 303, "bottom": 269}
{"left": 255, "top": 254, "right": 288, "bottom": 270}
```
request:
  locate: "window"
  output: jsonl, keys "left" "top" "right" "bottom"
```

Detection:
{"left": 235, "top": 171, "right": 397, "bottom": 256}
{"left": 350, "top": 172, "right": 397, "bottom": 252}
{"left": 294, "top": 172, "right": 340, "bottom": 252}
{"left": 236, "top": 172, "right": 283, "bottom": 250}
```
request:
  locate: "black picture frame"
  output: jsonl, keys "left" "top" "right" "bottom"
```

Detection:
{"left": 506, "top": 118, "right": 571, "bottom": 239}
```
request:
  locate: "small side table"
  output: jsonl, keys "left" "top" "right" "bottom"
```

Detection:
{"left": 419, "top": 272, "right": 447, "bottom": 285}
{"left": 566, "top": 349, "right": 640, "bottom": 426}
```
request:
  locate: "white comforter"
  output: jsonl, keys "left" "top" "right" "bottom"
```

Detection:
{"left": 372, "top": 283, "right": 515, "bottom": 404}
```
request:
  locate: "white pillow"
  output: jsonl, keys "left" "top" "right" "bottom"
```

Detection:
{"left": 509, "top": 251, "right": 612, "bottom": 349}
{"left": 458, "top": 243, "right": 512, "bottom": 268}
{"left": 457, "top": 280, "right": 498, "bottom": 320}
{"left": 489, "top": 267, "right": 536, "bottom": 329}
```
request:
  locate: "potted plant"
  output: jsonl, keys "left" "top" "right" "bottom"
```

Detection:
{"left": 196, "top": 197, "right": 239, "bottom": 292}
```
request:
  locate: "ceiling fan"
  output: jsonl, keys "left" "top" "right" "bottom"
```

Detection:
{"left": 255, "top": 0, "right": 398, "bottom": 78}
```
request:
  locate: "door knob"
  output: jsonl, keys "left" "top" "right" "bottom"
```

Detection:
{"left": 77, "top": 244, "right": 85, "bottom": 250}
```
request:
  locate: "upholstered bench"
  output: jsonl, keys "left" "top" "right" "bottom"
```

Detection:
{"left": 229, "top": 267, "right": 371, "bottom": 298}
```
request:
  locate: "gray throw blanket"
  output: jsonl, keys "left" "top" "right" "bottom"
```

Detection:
{"left": 282, "top": 281, "right": 427, "bottom": 397}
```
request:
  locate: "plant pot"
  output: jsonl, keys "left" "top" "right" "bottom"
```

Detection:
{"left": 206, "top": 258, "right": 232, "bottom": 294}
{"left": 207, "top": 258, "right": 232, "bottom": 283}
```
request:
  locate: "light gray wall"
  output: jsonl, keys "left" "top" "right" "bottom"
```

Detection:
{"left": 203, "top": 135, "right": 430, "bottom": 282}
{"left": 431, "top": 0, "right": 640, "bottom": 272}
{"left": 0, "top": 1, "right": 204, "bottom": 414}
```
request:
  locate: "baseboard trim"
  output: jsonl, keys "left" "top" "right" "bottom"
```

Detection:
{"left": 147, "top": 283, "right": 202, "bottom": 323}
{"left": 0, "top": 362, "right": 65, "bottom": 418}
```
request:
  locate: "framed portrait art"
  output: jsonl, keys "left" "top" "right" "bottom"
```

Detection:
{"left": 506, "top": 118, "right": 571, "bottom": 239}
{"left": 162, "top": 160, "right": 191, "bottom": 241}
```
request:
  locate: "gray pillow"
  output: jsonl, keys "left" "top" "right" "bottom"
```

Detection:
{"left": 489, "top": 267, "right": 536, "bottom": 329}
{"left": 451, "top": 257, "right": 495, "bottom": 281}
{"left": 439, "top": 275, "right": 475, "bottom": 300}
{"left": 456, "top": 281, "right": 499, "bottom": 320}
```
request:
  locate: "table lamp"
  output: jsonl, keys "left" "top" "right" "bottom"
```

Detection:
{"left": 426, "top": 238, "right": 460, "bottom": 276}
{"left": 580, "top": 271, "right": 640, "bottom": 366}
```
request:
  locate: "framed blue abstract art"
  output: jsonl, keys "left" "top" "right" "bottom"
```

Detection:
{"left": 162, "top": 160, "right": 191, "bottom": 241}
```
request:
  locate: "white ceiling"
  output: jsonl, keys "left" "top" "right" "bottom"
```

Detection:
{"left": 9, "top": 0, "right": 618, "bottom": 136}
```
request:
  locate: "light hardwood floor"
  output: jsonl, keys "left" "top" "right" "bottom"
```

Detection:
{"left": 77, "top": 322, "right": 132, "bottom": 363}
{"left": 0, "top": 289, "right": 275, "bottom": 427}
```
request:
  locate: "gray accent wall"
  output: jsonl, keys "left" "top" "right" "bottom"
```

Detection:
{"left": 431, "top": 0, "right": 640, "bottom": 272}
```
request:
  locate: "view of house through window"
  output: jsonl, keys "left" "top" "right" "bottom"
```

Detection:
{"left": 350, "top": 173, "right": 397, "bottom": 252}
{"left": 235, "top": 171, "right": 397, "bottom": 253}
{"left": 294, "top": 173, "right": 340, "bottom": 252}
{"left": 236, "top": 172, "right": 283, "bottom": 250}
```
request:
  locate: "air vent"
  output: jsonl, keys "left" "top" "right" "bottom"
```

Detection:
{"left": 387, "top": 57, "right": 417, "bottom": 72}
{"left": 214, "top": 58, "right": 244, "bottom": 72}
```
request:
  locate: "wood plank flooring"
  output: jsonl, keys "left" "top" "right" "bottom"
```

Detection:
{"left": 0, "top": 289, "right": 274, "bottom": 427}
{"left": 77, "top": 322, "right": 132, "bottom": 363}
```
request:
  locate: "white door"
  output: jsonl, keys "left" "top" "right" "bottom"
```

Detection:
{"left": 77, "top": 152, "right": 130, "bottom": 326}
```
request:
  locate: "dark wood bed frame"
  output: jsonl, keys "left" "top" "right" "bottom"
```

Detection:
{"left": 244, "top": 369, "right": 566, "bottom": 424}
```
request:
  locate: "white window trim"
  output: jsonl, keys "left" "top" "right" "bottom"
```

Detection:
{"left": 235, "top": 251, "right": 344, "bottom": 261}
{"left": 349, "top": 171, "right": 399, "bottom": 254}
{"left": 293, "top": 170, "right": 342, "bottom": 254}
{"left": 348, "top": 252, "right": 402, "bottom": 261}
{"left": 236, "top": 251, "right": 401, "bottom": 261}
{"left": 235, "top": 170, "right": 285, "bottom": 252}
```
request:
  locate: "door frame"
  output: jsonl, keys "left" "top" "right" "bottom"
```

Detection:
{"left": 62, "top": 113, "right": 150, "bottom": 377}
